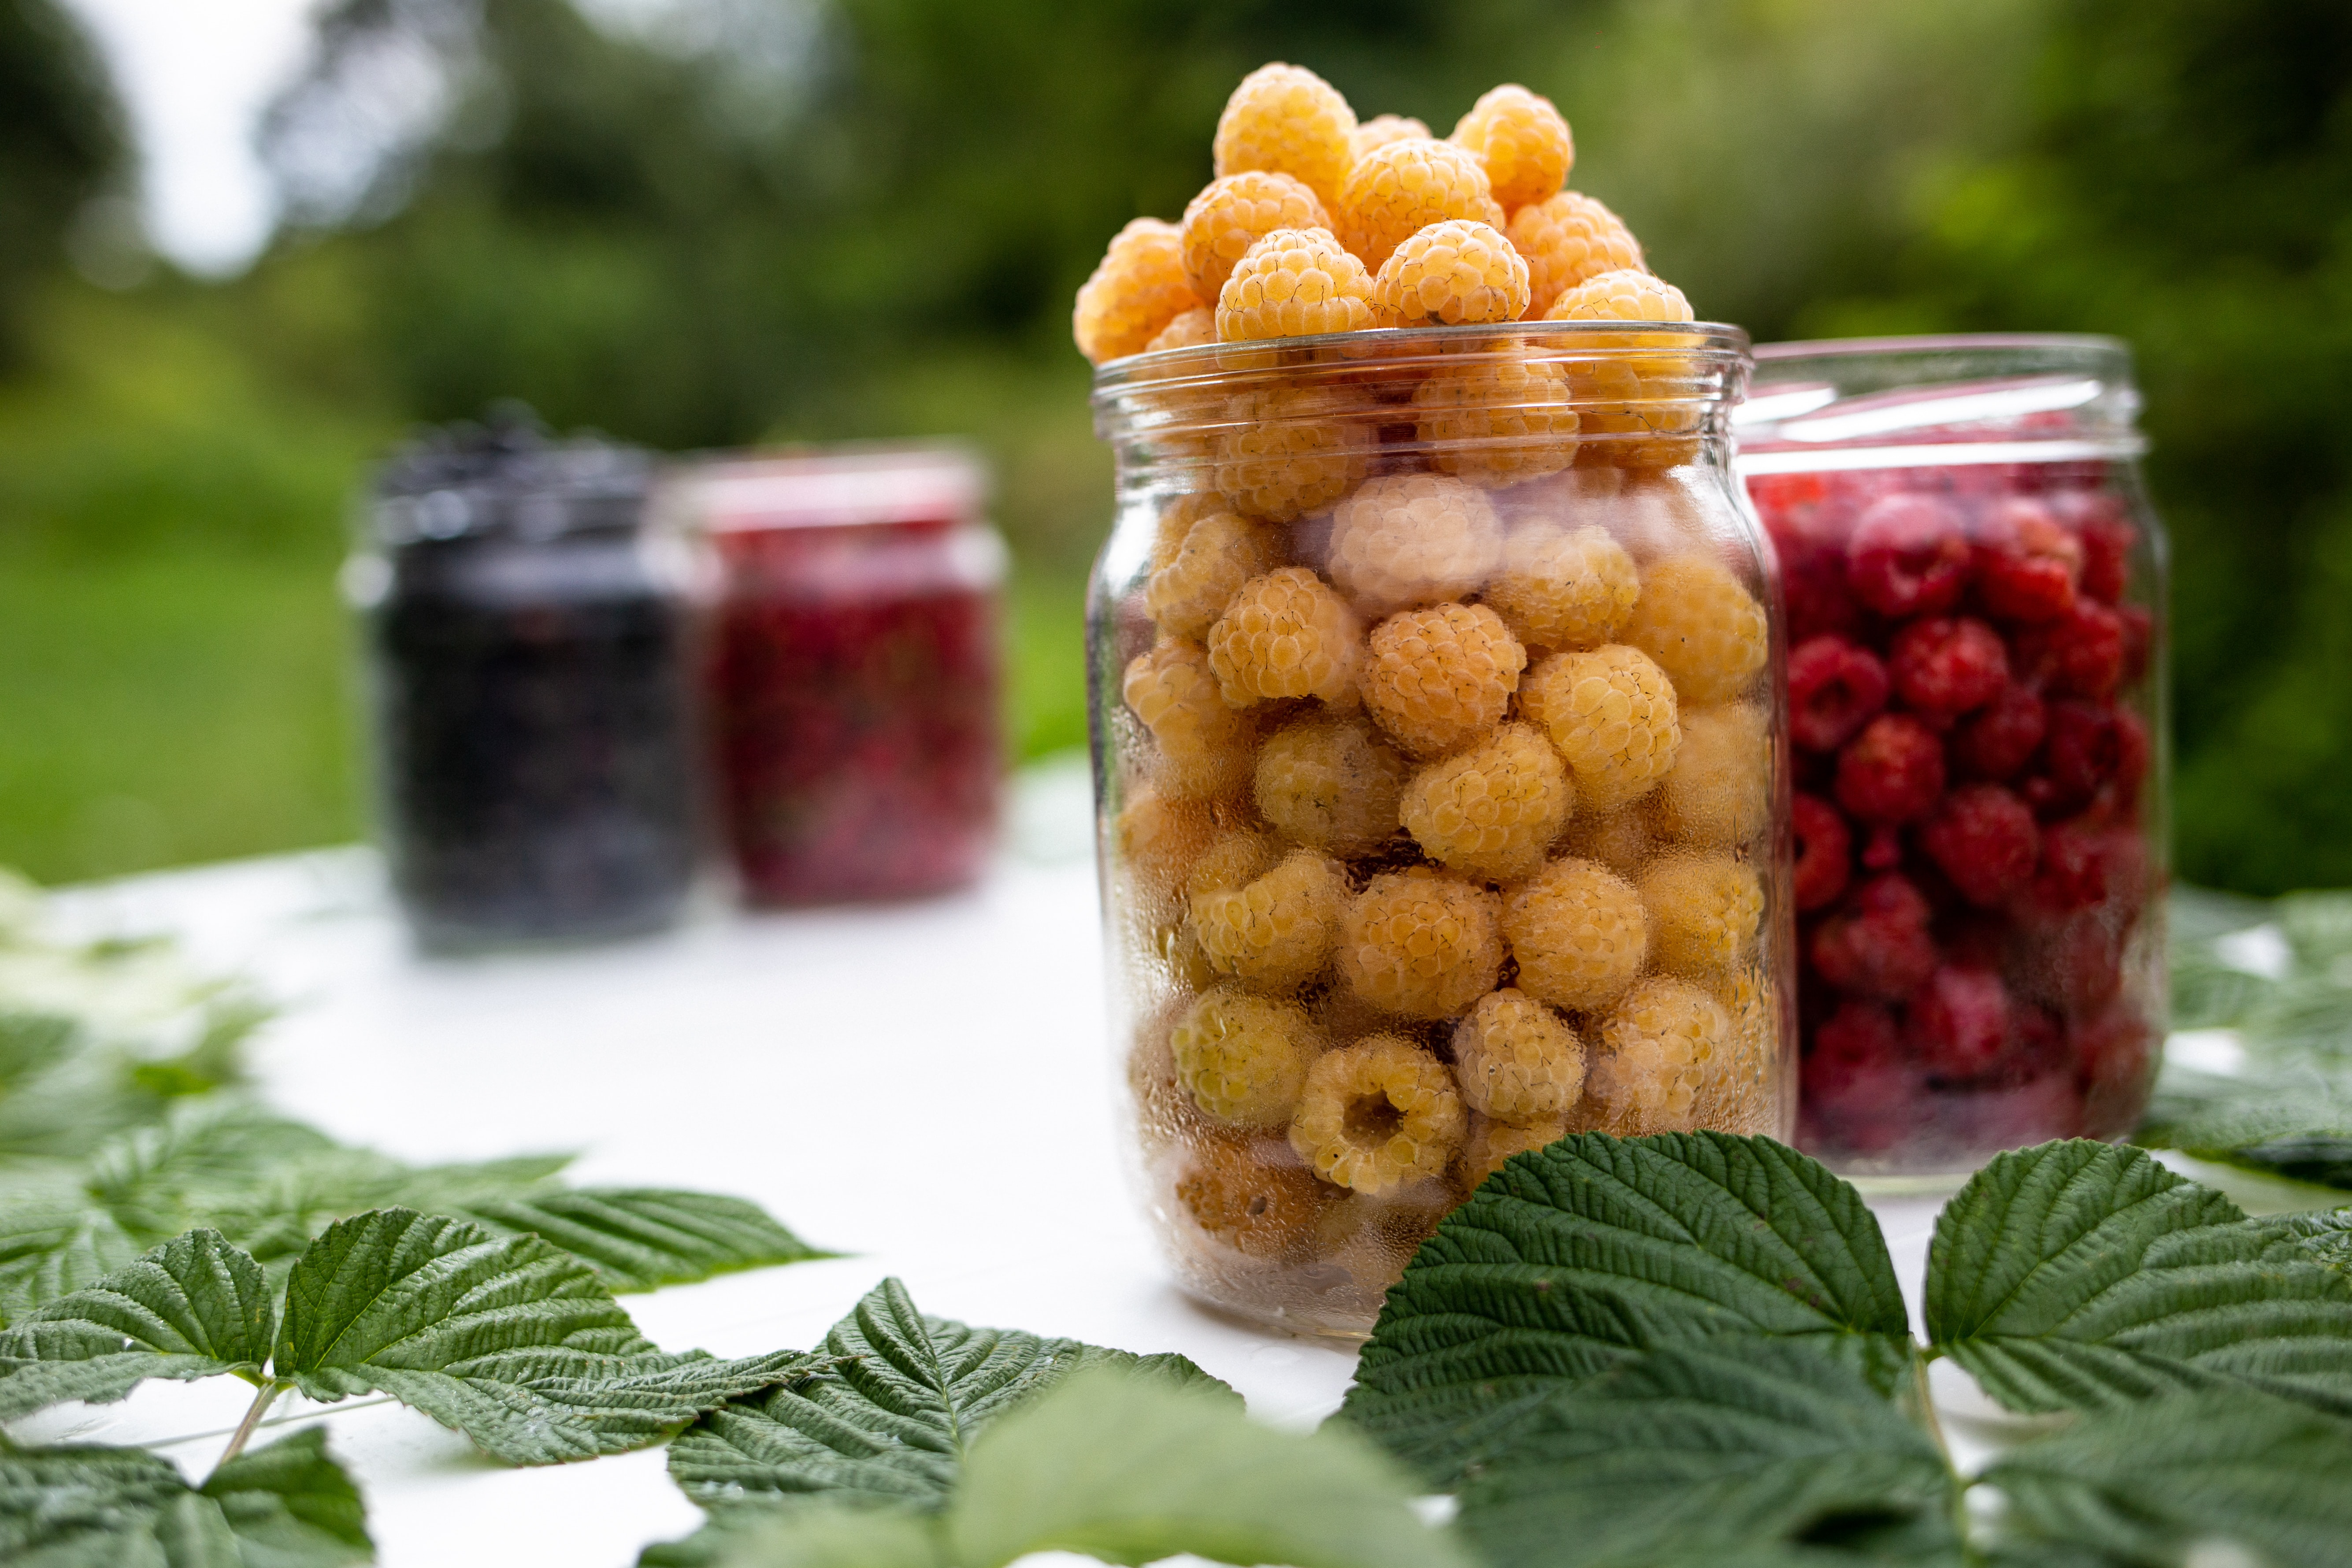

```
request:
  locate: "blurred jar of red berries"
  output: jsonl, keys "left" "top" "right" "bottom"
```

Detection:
{"left": 685, "top": 448, "right": 1005, "bottom": 905}
{"left": 1739, "top": 336, "right": 2165, "bottom": 1177}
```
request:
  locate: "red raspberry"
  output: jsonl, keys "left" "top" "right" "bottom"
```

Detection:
{"left": 1809, "top": 873, "right": 1937, "bottom": 999}
{"left": 2036, "top": 701, "right": 2150, "bottom": 818}
{"left": 1859, "top": 824, "right": 1904, "bottom": 871}
{"left": 1834, "top": 714, "right": 1946, "bottom": 825}
{"left": 2075, "top": 1002, "right": 2153, "bottom": 1139}
{"left": 1907, "top": 965, "right": 2010, "bottom": 1081}
{"left": 1971, "top": 497, "right": 2082, "bottom": 622}
{"left": 1918, "top": 783, "right": 2037, "bottom": 908}
{"left": 2052, "top": 491, "right": 2135, "bottom": 604}
{"left": 1801, "top": 1001, "right": 1918, "bottom": 1155}
{"left": 1787, "top": 635, "right": 1889, "bottom": 752}
{"left": 2012, "top": 599, "right": 2125, "bottom": 700}
{"left": 1888, "top": 617, "right": 2008, "bottom": 716}
{"left": 1966, "top": 1072, "right": 2087, "bottom": 1148}
{"left": 2118, "top": 604, "right": 2153, "bottom": 685}
{"left": 1950, "top": 682, "right": 2046, "bottom": 780}
{"left": 1761, "top": 500, "right": 1867, "bottom": 644}
{"left": 1791, "top": 793, "right": 1852, "bottom": 912}
{"left": 2028, "top": 908, "right": 2127, "bottom": 1018}
{"left": 1845, "top": 494, "right": 1970, "bottom": 617}
{"left": 2028, "top": 818, "right": 2121, "bottom": 914}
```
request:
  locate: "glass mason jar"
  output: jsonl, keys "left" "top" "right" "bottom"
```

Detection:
{"left": 684, "top": 448, "right": 1005, "bottom": 906}
{"left": 1736, "top": 334, "right": 2167, "bottom": 1179}
{"left": 1090, "top": 321, "right": 1791, "bottom": 1334}
{"left": 351, "top": 423, "right": 703, "bottom": 950}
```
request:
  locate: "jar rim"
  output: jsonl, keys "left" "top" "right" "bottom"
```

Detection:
{"left": 1754, "top": 331, "right": 2129, "bottom": 365}
{"left": 1092, "top": 317, "right": 1751, "bottom": 394}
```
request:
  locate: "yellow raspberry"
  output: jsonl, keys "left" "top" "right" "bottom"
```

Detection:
{"left": 1400, "top": 721, "right": 1572, "bottom": 882}
{"left": 1620, "top": 556, "right": 1770, "bottom": 705}
{"left": 1520, "top": 643, "right": 1682, "bottom": 812}
{"left": 1146, "top": 504, "right": 1279, "bottom": 640}
{"left": 1181, "top": 172, "right": 1331, "bottom": 304}
{"left": 1214, "top": 382, "right": 1371, "bottom": 520}
{"left": 1508, "top": 192, "right": 1643, "bottom": 319}
{"left": 1151, "top": 492, "right": 1228, "bottom": 572}
{"left": 1206, "top": 567, "right": 1360, "bottom": 707}
{"left": 1146, "top": 307, "right": 1217, "bottom": 353}
{"left": 1073, "top": 218, "right": 1202, "bottom": 365}
{"left": 1254, "top": 714, "right": 1409, "bottom": 857}
{"left": 1544, "top": 266, "right": 1694, "bottom": 324}
{"left": 1217, "top": 228, "right": 1378, "bottom": 342}
{"left": 1558, "top": 805, "right": 1653, "bottom": 881}
{"left": 1288, "top": 1034, "right": 1466, "bottom": 1194}
{"left": 1123, "top": 638, "right": 1258, "bottom": 799}
{"left": 1462, "top": 1113, "right": 1568, "bottom": 1186}
{"left": 1114, "top": 785, "right": 1227, "bottom": 899}
{"left": 1451, "top": 987, "right": 1586, "bottom": 1125}
{"left": 1328, "top": 473, "right": 1502, "bottom": 616}
{"left": 1351, "top": 114, "right": 1431, "bottom": 159}
{"left": 1339, "top": 867, "right": 1504, "bottom": 1019}
{"left": 1184, "top": 827, "right": 1280, "bottom": 900}
{"left": 1564, "top": 360, "right": 1706, "bottom": 470}
{"left": 1373, "top": 219, "right": 1530, "bottom": 327}
{"left": 1502, "top": 855, "right": 1648, "bottom": 1012}
{"left": 1651, "top": 704, "right": 1770, "bottom": 849}
{"left": 1213, "top": 63, "right": 1358, "bottom": 215}
{"left": 1362, "top": 602, "right": 1526, "bottom": 760}
{"left": 1171, "top": 987, "right": 1326, "bottom": 1128}
{"left": 1485, "top": 523, "right": 1640, "bottom": 651}
{"left": 1191, "top": 848, "right": 1348, "bottom": 990}
{"left": 1639, "top": 852, "right": 1764, "bottom": 978}
{"left": 1337, "top": 137, "right": 1505, "bottom": 271}
{"left": 1450, "top": 84, "right": 1573, "bottom": 213}
{"left": 1174, "top": 1136, "right": 1332, "bottom": 1259}
{"left": 1408, "top": 352, "right": 1581, "bottom": 487}
{"left": 1692, "top": 962, "right": 1783, "bottom": 1136}
{"left": 1588, "top": 976, "right": 1726, "bottom": 1134}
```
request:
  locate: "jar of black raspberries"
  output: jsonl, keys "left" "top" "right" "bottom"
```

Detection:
{"left": 1737, "top": 335, "right": 2167, "bottom": 1179}
{"left": 350, "top": 413, "right": 705, "bottom": 950}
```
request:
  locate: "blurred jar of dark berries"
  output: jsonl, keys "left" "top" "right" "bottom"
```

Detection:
{"left": 352, "top": 410, "right": 704, "bottom": 950}
{"left": 684, "top": 448, "right": 1005, "bottom": 905}
{"left": 1738, "top": 336, "right": 2166, "bottom": 1176}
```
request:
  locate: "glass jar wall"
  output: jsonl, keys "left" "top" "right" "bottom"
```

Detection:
{"left": 1737, "top": 335, "right": 2167, "bottom": 1179}
{"left": 1090, "top": 322, "right": 1791, "bottom": 1334}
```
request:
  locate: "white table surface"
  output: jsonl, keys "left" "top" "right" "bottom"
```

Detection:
{"left": 7, "top": 762, "right": 2164, "bottom": 1564}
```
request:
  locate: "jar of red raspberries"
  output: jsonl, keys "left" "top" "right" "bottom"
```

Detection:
{"left": 1739, "top": 335, "right": 2166, "bottom": 1180}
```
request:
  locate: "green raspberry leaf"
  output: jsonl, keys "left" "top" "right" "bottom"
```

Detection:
{"left": 642, "top": 1504, "right": 943, "bottom": 1568}
{"left": 0, "top": 1227, "right": 274, "bottom": 1418}
{"left": 1983, "top": 1386, "right": 2352, "bottom": 1568}
{"left": 0, "top": 1427, "right": 372, "bottom": 1565}
{"left": 441, "top": 1188, "right": 830, "bottom": 1293}
{"left": 0, "top": 1205, "right": 141, "bottom": 1327}
{"left": 667, "top": 1277, "right": 1235, "bottom": 1513}
{"left": 1454, "top": 1340, "right": 1962, "bottom": 1568}
{"left": 1924, "top": 1140, "right": 2352, "bottom": 1416}
{"left": 1338, "top": 1132, "right": 1913, "bottom": 1485}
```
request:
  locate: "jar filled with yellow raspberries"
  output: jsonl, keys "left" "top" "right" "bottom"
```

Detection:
{"left": 1079, "top": 62, "right": 1793, "bottom": 1335}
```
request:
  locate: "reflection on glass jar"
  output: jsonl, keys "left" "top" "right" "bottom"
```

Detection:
{"left": 1089, "top": 322, "right": 1792, "bottom": 1335}
{"left": 1738, "top": 335, "right": 2167, "bottom": 1179}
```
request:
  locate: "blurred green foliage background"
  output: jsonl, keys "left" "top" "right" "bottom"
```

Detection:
{"left": 1, "top": 0, "right": 2346, "bottom": 892}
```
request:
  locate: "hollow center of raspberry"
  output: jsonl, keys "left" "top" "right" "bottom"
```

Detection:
{"left": 1343, "top": 1093, "right": 1406, "bottom": 1144}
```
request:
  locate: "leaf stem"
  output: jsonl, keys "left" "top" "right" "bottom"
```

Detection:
{"left": 212, "top": 1380, "right": 287, "bottom": 1476}
{"left": 1911, "top": 1349, "right": 1954, "bottom": 1465}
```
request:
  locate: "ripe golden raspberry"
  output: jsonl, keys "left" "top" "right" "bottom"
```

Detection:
{"left": 1207, "top": 567, "right": 1360, "bottom": 707}
{"left": 1073, "top": 218, "right": 1202, "bottom": 365}
{"left": 1509, "top": 192, "right": 1643, "bottom": 318}
{"left": 1502, "top": 855, "right": 1649, "bottom": 1011}
{"left": 1373, "top": 220, "right": 1530, "bottom": 327}
{"left": 1451, "top": 987, "right": 1586, "bottom": 1124}
{"left": 1588, "top": 977, "right": 1726, "bottom": 1134}
{"left": 1639, "top": 852, "right": 1764, "bottom": 978}
{"left": 1146, "top": 307, "right": 1217, "bottom": 353}
{"left": 1114, "top": 785, "right": 1225, "bottom": 898}
{"left": 1462, "top": 1113, "right": 1568, "bottom": 1186}
{"left": 1191, "top": 848, "right": 1348, "bottom": 989}
{"left": 1450, "top": 85, "right": 1573, "bottom": 213}
{"left": 1400, "top": 721, "right": 1572, "bottom": 881}
{"left": 1485, "top": 523, "right": 1640, "bottom": 650}
{"left": 1328, "top": 473, "right": 1503, "bottom": 616}
{"left": 1621, "top": 555, "right": 1769, "bottom": 704}
{"left": 1152, "top": 492, "right": 1228, "bottom": 573}
{"left": 1351, "top": 114, "right": 1431, "bottom": 159}
{"left": 1171, "top": 987, "right": 1325, "bottom": 1128}
{"left": 1181, "top": 172, "right": 1331, "bottom": 303}
{"left": 1214, "top": 63, "right": 1358, "bottom": 215}
{"left": 1217, "top": 228, "right": 1378, "bottom": 342}
{"left": 1254, "top": 714, "right": 1409, "bottom": 856}
{"left": 1520, "top": 643, "right": 1682, "bottom": 812}
{"left": 1692, "top": 963, "right": 1781, "bottom": 1136}
{"left": 1409, "top": 352, "right": 1580, "bottom": 487}
{"left": 1544, "top": 267, "right": 1695, "bottom": 324}
{"left": 1362, "top": 602, "right": 1526, "bottom": 760}
{"left": 1124, "top": 638, "right": 1259, "bottom": 798}
{"left": 1339, "top": 867, "right": 1504, "bottom": 1019}
{"left": 1566, "top": 360, "right": 1705, "bottom": 470}
{"left": 1559, "top": 805, "right": 1652, "bottom": 881}
{"left": 1288, "top": 1034, "right": 1467, "bottom": 1194}
{"left": 1214, "top": 382, "right": 1371, "bottom": 520}
{"left": 1174, "top": 1137, "right": 1331, "bottom": 1259}
{"left": 1146, "top": 504, "right": 1279, "bottom": 640}
{"left": 1651, "top": 704, "right": 1769, "bottom": 849}
{"left": 1337, "top": 138, "right": 1506, "bottom": 271}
